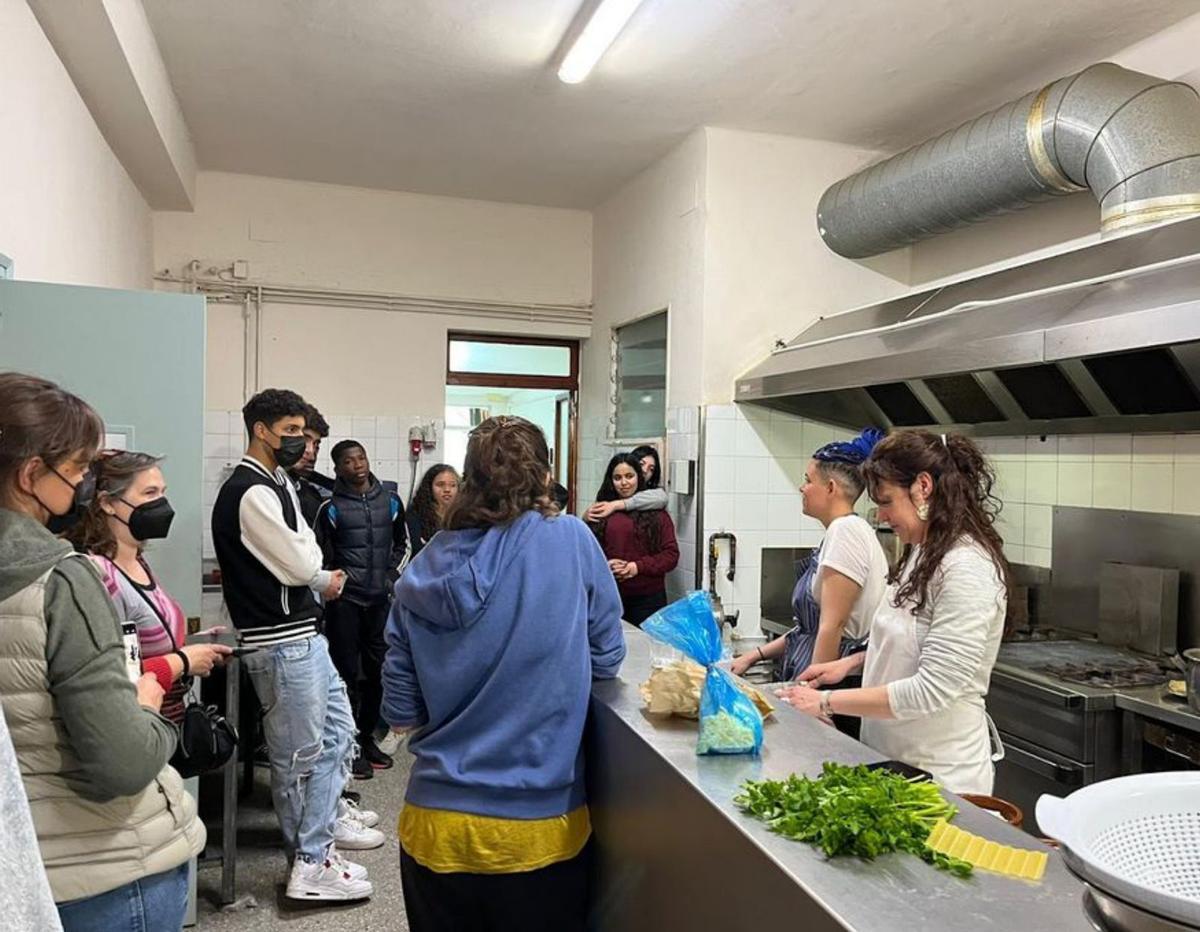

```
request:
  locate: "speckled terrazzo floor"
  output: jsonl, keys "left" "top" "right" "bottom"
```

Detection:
{"left": 193, "top": 750, "right": 412, "bottom": 930}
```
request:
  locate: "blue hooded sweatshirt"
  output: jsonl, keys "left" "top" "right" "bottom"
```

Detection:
{"left": 382, "top": 509, "right": 626, "bottom": 820}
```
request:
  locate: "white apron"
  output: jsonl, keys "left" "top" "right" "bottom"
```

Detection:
{"left": 859, "top": 593, "right": 1004, "bottom": 796}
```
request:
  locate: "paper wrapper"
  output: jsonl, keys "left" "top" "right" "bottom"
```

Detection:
{"left": 641, "top": 659, "right": 775, "bottom": 719}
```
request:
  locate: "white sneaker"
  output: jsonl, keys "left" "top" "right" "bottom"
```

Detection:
{"left": 338, "top": 795, "right": 380, "bottom": 829}
{"left": 328, "top": 847, "right": 369, "bottom": 881}
{"left": 286, "top": 856, "right": 373, "bottom": 901}
{"left": 375, "top": 731, "right": 404, "bottom": 757}
{"left": 334, "top": 813, "right": 385, "bottom": 850}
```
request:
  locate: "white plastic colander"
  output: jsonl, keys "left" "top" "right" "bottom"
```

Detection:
{"left": 1037, "top": 773, "right": 1200, "bottom": 929}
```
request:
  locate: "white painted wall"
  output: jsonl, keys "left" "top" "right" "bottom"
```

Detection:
{"left": 0, "top": 0, "right": 152, "bottom": 289}
{"left": 701, "top": 128, "right": 911, "bottom": 404}
{"left": 582, "top": 130, "right": 709, "bottom": 503}
{"left": 154, "top": 172, "right": 591, "bottom": 302}
{"left": 587, "top": 130, "right": 708, "bottom": 415}
{"left": 153, "top": 171, "right": 593, "bottom": 413}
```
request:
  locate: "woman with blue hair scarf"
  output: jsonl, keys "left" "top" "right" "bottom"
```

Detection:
{"left": 731, "top": 428, "right": 889, "bottom": 731}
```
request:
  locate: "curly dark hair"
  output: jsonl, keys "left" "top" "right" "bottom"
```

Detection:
{"left": 862, "top": 429, "right": 1011, "bottom": 615}
{"left": 242, "top": 388, "right": 307, "bottom": 435}
{"left": 68, "top": 451, "right": 163, "bottom": 558}
{"left": 443, "top": 417, "right": 557, "bottom": 530}
{"left": 593, "top": 453, "right": 660, "bottom": 551}
{"left": 304, "top": 404, "right": 330, "bottom": 438}
{"left": 410, "top": 464, "right": 459, "bottom": 543}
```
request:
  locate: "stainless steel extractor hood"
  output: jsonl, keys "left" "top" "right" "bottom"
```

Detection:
{"left": 735, "top": 215, "right": 1200, "bottom": 436}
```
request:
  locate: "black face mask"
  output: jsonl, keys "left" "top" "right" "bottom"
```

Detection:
{"left": 42, "top": 468, "right": 96, "bottom": 535}
{"left": 119, "top": 496, "right": 175, "bottom": 542}
{"left": 266, "top": 428, "right": 307, "bottom": 469}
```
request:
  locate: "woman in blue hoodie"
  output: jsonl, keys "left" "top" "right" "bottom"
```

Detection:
{"left": 382, "top": 415, "right": 626, "bottom": 932}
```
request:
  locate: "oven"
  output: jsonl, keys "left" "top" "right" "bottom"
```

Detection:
{"left": 988, "top": 667, "right": 1122, "bottom": 836}
{"left": 1124, "top": 715, "right": 1200, "bottom": 774}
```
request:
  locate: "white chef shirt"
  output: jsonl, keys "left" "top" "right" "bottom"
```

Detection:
{"left": 809, "top": 514, "right": 889, "bottom": 641}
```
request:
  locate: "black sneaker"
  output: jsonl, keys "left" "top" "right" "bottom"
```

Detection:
{"left": 362, "top": 741, "right": 394, "bottom": 770}
{"left": 341, "top": 789, "right": 362, "bottom": 805}
{"left": 351, "top": 755, "right": 374, "bottom": 781}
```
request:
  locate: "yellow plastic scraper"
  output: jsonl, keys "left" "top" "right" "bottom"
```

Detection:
{"left": 926, "top": 820, "right": 1048, "bottom": 881}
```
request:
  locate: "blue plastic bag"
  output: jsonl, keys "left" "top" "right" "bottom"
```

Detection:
{"left": 643, "top": 591, "right": 764, "bottom": 756}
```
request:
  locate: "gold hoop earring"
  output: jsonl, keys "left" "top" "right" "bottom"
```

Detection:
{"left": 916, "top": 501, "right": 930, "bottom": 522}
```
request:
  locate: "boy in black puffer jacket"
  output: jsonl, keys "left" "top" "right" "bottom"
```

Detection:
{"left": 315, "top": 440, "right": 408, "bottom": 776}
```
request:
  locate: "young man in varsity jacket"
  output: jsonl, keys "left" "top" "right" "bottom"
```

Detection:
{"left": 211, "top": 389, "right": 382, "bottom": 902}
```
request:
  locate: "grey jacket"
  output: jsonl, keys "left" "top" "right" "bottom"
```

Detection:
{"left": 0, "top": 509, "right": 204, "bottom": 901}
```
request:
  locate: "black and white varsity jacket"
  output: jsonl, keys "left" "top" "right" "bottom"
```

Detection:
{"left": 211, "top": 457, "right": 332, "bottom": 646}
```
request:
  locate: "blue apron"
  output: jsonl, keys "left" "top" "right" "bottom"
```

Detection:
{"left": 780, "top": 546, "right": 868, "bottom": 681}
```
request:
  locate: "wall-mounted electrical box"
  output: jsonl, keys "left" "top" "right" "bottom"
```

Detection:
{"left": 668, "top": 459, "right": 695, "bottom": 496}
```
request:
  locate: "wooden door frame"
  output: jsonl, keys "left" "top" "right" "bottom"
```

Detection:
{"left": 446, "top": 332, "right": 580, "bottom": 510}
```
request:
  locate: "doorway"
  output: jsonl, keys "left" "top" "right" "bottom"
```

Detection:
{"left": 445, "top": 333, "right": 580, "bottom": 511}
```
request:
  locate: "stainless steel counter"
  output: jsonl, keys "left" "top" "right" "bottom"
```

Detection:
{"left": 1116, "top": 686, "right": 1200, "bottom": 732}
{"left": 587, "top": 627, "right": 1092, "bottom": 932}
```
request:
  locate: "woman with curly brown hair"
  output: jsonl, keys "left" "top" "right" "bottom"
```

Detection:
{"left": 67, "top": 452, "right": 230, "bottom": 726}
{"left": 591, "top": 453, "right": 679, "bottom": 627}
{"left": 382, "top": 416, "right": 625, "bottom": 932}
{"left": 783, "top": 430, "right": 1010, "bottom": 795}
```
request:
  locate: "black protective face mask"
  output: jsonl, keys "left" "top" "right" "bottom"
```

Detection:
{"left": 119, "top": 496, "right": 175, "bottom": 542}
{"left": 266, "top": 429, "right": 307, "bottom": 469}
{"left": 42, "top": 468, "right": 96, "bottom": 535}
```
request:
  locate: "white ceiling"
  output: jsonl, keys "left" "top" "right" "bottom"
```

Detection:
{"left": 143, "top": 0, "right": 1200, "bottom": 209}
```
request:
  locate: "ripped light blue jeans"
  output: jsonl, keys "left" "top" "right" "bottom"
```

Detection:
{"left": 242, "top": 634, "right": 354, "bottom": 862}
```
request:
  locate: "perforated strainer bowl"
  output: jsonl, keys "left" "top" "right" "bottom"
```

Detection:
{"left": 1037, "top": 773, "right": 1200, "bottom": 929}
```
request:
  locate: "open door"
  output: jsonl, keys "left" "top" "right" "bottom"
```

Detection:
{"left": 0, "top": 280, "right": 206, "bottom": 618}
{"left": 446, "top": 332, "right": 579, "bottom": 511}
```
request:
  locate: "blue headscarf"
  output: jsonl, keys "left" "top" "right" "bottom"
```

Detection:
{"left": 813, "top": 427, "right": 885, "bottom": 466}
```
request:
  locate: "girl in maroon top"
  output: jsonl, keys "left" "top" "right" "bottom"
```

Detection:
{"left": 592, "top": 454, "right": 680, "bottom": 626}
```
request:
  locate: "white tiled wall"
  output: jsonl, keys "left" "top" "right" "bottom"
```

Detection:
{"left": 665, "top": 406, "right": 700, "bottom": 600}
{"left": 702, "top": 404, "right": 862, "bottom": 637}
{"left": 981, "top": 432, "right": 1200, "bottom": 568}
{"left": 203, "top": 410, "right": 443, "bottom": 559}
{"left": 576, "top": 414, "right": 609, "bottom": 512}
{"left": 578, "top": 407, "right": 700, "bottom": 601}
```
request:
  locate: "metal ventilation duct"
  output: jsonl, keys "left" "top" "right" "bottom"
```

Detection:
{"left": 817, "top": 63, "right": 1200, "bottom": 259}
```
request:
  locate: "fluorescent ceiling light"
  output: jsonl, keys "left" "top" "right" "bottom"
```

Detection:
{"left": 557, "top": 0, "right": 644, "bottom": 84}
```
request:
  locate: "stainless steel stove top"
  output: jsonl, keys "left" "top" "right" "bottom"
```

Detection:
{"left": 997, "top": 640, "right": 1170, "bottom": 689}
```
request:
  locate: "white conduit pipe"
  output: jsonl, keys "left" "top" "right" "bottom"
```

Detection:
{"left": 154, "top": 275, "right": 594, "bottom": 328}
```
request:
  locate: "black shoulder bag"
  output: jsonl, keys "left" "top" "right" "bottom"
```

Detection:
{"left": 128, "top": 569, "right": 239, "bottom": 778}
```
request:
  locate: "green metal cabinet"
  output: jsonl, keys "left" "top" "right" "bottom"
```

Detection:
{"left": 0, "top": 280, "right": 206, "bottom": 617}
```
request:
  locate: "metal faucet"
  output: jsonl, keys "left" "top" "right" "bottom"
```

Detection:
{"left": 707, "top": 533, "right": 739, "bottom": 629}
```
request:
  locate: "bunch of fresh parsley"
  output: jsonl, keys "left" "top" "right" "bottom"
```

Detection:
{"left": 734, "top": 762, "right": 973, "bottom": 877}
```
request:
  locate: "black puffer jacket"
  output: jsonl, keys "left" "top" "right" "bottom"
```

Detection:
{"left": 315, "top": 476, "right": 407, "bottom": 605}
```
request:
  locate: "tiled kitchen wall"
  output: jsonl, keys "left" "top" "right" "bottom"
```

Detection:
{"left": 701, "top": 404, "right": 860, "bottom": 637}
{"left": 578, "top": 408, "right": 700, "bottom": 599}
{"left": 664, "top": 406, "right": 700, "bottom": 599}
{"left": 981, "top": 433, "right": 1200, "bottom": 568}
{"left": 202, "top": 409, "right": 443, "bottom": 559}
{"left": 576, "top": 413, "right": 609, "bottom": 513}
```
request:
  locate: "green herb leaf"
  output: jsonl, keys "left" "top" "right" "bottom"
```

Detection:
{"left": 735, "top": 762, "right": 972, "bottom": 877}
